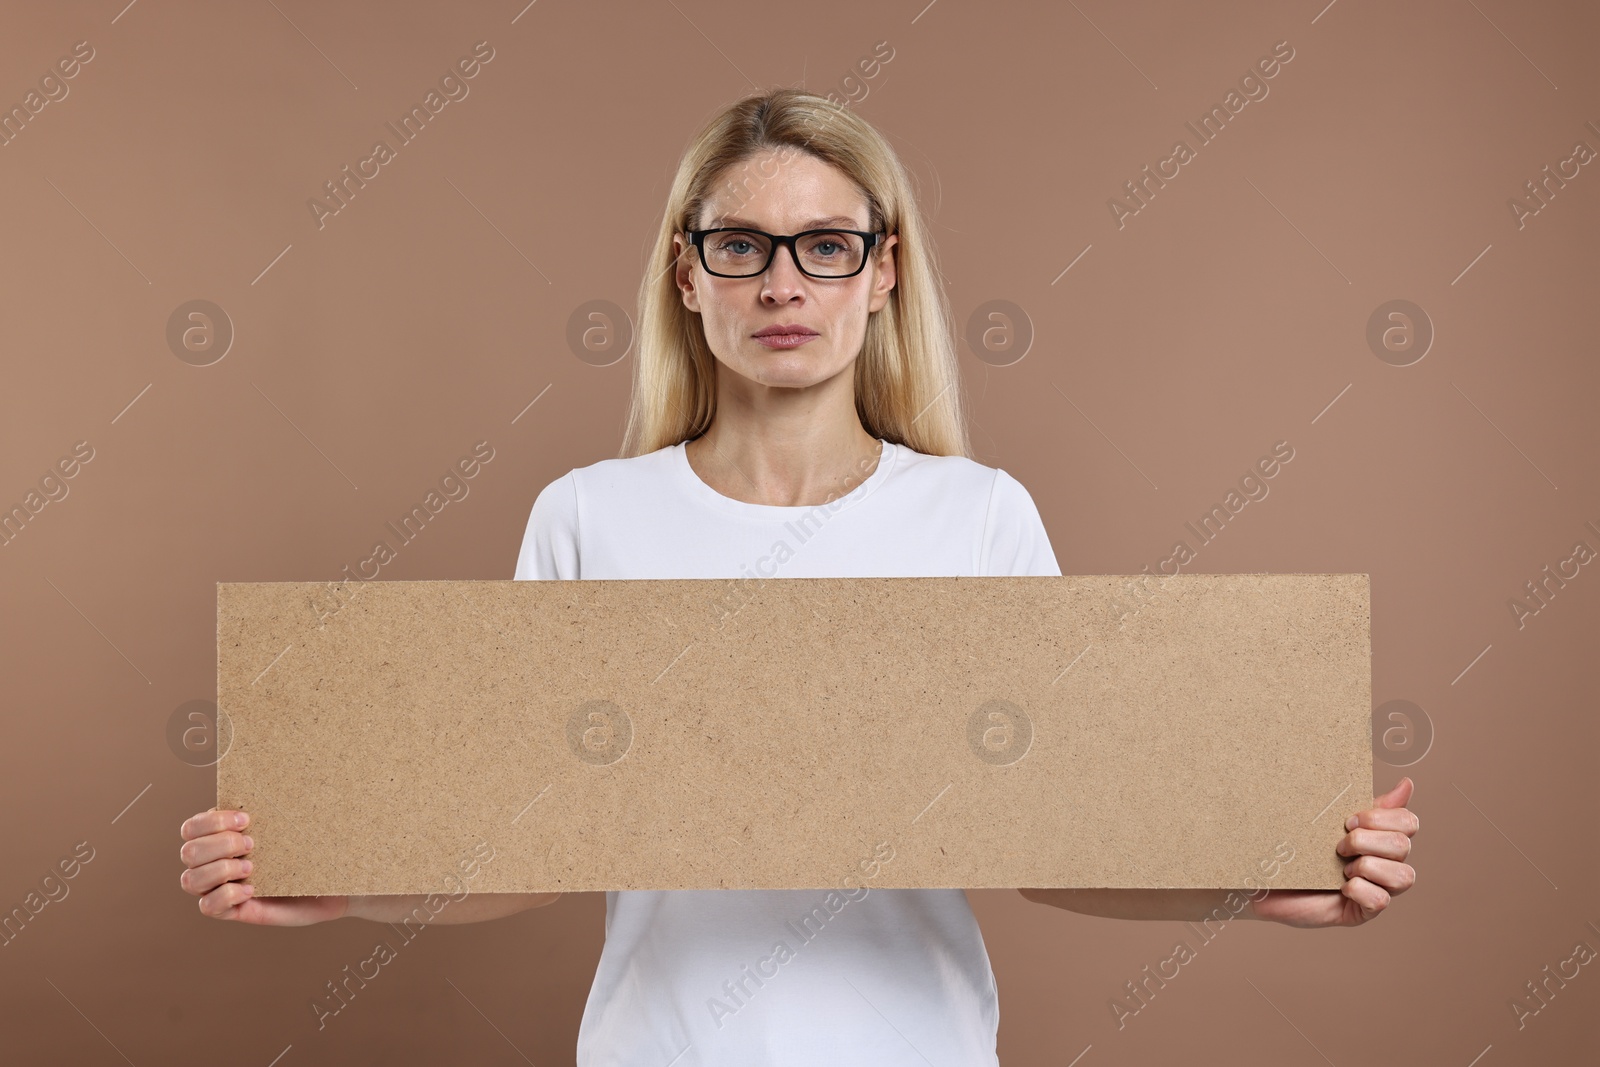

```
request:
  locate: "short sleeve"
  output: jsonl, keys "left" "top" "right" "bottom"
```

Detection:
{"left": 514, "top": 472, "right": 580, "bottom": 580}
{"left": 979, "top": 468, "right": 1061, "bottom": 577}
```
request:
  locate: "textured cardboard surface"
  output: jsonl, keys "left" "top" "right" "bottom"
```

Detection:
{"left": 216, "top": 574, "right": 1371, "bottom": 895}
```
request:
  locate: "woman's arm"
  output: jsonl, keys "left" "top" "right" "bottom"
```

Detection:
{"left": 1020, "top": 778, "right": 1419, "bottom": 929}
{"left": 1017, "top": 888, "right": 1258, "bottom": 922}
{"left": 346, "top": 892, "right": 562, "bottom": 925}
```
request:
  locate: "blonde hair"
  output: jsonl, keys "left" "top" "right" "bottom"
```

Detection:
{"left": 618, "top": 87, "right": 972, "bottom": 460}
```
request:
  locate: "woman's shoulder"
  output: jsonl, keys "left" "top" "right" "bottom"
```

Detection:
{"left": 518, "top": 445, "right": 679, "bottom": 572}
{"left": 536, "top": 444, "right": 678, "bottom": 498}
{"left": 891, "top": 443, "right": 1057, "bottom": 575}
{"left": 890, "top": 441, "right": 1034, "bottom": 502}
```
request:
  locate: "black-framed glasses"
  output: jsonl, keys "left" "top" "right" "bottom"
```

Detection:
{"left": 685, "top": 227, "right": 886, "bottom": 279}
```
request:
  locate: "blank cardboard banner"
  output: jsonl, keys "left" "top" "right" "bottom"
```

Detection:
{"left": 216, "top": 574, "right": 1371, "bottom": 896}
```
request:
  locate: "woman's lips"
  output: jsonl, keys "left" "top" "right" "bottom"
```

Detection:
{"left": 753, "top": 332, "right": 818, "bottom": 349}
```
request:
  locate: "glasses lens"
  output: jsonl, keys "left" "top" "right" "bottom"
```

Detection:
{"left": 702, "top": 231, "right": 866, "bottom": 277}
{"left": 798, "top": 231, "right": 866, "bottom": 276}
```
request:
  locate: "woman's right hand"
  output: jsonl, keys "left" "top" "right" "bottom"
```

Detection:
{"left": 178, "top": 807, "right": 348, "bottom": 926}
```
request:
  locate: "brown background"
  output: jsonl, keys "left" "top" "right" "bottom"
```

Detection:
{"left": 0, "top": 0, "right": 1594, "bottom": 1064}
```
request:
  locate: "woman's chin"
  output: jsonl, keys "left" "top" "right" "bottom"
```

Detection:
{"left": 730, "top": 357, "right": 844, "bottom": 389}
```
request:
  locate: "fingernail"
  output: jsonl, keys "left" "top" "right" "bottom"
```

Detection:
{"left": 241, "top": 860, "right": 253, "bottom": 875}
{"left": 242, "top": 836, "right": 254, "bottom": 851}
{"left": 1345, "top": 815, "right": 1357, "bottom": 830}
{"left": 243, "top": 884, "right": 255, "bottom": 896}
{"left": 234, "top": 813, "right": 248, "bottom": 828}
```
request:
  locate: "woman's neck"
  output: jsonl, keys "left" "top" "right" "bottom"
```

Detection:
{"left": 684, "top": 424, "right": 883, "bottom": 508}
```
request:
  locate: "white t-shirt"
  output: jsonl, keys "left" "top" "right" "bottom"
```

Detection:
{"left": 514, "top": 436, "right": 1061, "bottom": 1067}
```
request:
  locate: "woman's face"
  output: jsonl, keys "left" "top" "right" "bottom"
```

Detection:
{"left": 674, "top": 149, "right": 898, "bottom": 393}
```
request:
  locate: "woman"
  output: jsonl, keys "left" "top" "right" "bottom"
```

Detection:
{"left": 179, "top": 87, "right": 1418, "bottom": 1063}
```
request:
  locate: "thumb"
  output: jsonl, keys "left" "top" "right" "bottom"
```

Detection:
{"left": 1375, "top": 776, "right": 1414, "bottom": 809}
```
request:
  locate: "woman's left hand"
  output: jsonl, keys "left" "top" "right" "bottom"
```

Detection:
{"left": 1249, "top": 777, "right": 1419, "bottom": 928}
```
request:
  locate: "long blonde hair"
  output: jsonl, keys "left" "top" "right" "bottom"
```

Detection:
{"left": 618, "top": 87, "right": 971, "bottom": 460}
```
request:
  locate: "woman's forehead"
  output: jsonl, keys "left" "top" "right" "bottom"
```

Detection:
{"left": 700, "top": 152, "right": 869, "bottom": 229}
{"left": 702, "top": 212, "right": 865, "bottom": 231}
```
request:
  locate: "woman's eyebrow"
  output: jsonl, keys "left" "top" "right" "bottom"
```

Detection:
{"left": 707, "top": 215, "right": 863, "bottom": 230}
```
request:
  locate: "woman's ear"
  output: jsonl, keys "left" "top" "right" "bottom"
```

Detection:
{"left": 674, "top": 233, "right": 702, "bottom": 313}
{"left": 867, "top": 233, "right": 898, "bottom": 313}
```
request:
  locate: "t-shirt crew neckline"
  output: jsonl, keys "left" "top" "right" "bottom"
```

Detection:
{"left": 670, "top": 437, "right": 898, "bottom": 518}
